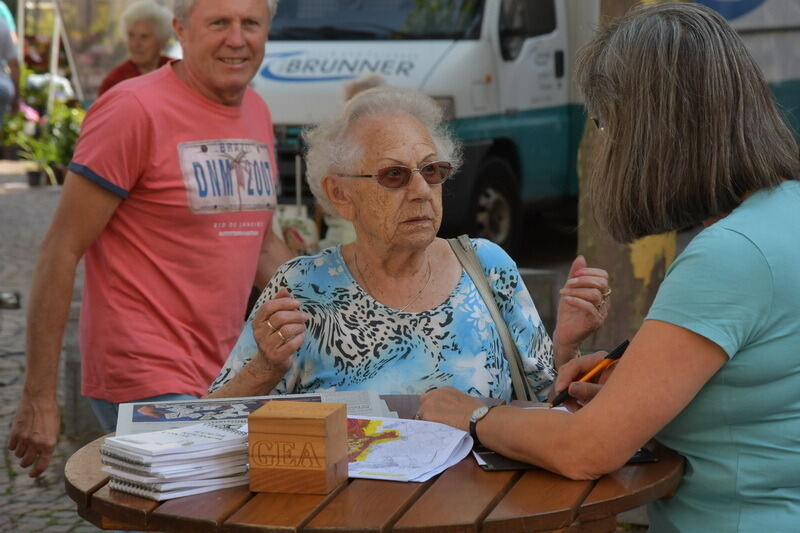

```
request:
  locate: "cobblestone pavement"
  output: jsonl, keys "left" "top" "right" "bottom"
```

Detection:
{"left": 0, "top": 169, "right": 103, "bottom": 533}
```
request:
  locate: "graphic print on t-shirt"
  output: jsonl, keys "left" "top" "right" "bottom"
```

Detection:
{"left": 179, "top": 139, "right": 277, "bottom": 214}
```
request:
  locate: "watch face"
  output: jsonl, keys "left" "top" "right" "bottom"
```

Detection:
{"left": 470, "top": 405, "right": 490, "bottom": 423}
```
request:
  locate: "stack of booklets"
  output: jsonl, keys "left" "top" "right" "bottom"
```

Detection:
{"left": 101, "top": 423, "right": 249, "bottom": 501}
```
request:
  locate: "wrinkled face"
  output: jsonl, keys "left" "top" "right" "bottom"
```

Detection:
{"left": 174, "top": 0, "right": 270, "bottom": 105}
{"left": 339, "top": 113, "right": 443, "bottom": 249}
{"left": 127, "top": 20, "right": 164, "bottom": 69}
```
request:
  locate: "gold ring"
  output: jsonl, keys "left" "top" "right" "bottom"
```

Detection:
{"left": 266, "top": 320, "right": 277, "bottom": 332}
{"left": 277, "top": 330, "right": 286, "bottom": 342}
{"left": 601, "top": 288, "right": 612, "bottom": 299}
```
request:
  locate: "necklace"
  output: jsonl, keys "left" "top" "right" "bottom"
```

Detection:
{"left": 353, "top": 248, "right": 433, "bottom": 313}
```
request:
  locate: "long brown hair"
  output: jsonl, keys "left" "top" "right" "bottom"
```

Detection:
{"left": 576, "top": 3, "right": 799, "bottom": 243}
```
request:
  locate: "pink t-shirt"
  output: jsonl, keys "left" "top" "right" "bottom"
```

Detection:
{"left": 70, "top": 64, "right": 277, "bottom": 402}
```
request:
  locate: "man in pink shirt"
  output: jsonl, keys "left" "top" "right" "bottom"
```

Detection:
{"left": 8, "top": 0, "right": 292, "bottom": 477}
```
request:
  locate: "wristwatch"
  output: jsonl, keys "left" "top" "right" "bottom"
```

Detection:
{"left": 469, "top": 404, "right": 495, "bottom": 447}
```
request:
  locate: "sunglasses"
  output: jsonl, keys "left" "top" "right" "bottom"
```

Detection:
{"left": 335, "top": 161, "right": 454, "bottom": 189}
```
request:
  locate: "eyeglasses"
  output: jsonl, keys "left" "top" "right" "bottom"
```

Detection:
{"left": 335, "top": 161, "right": 454, "bottom": 189}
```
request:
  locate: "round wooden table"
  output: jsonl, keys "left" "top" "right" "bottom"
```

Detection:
{"left": 65, "top": 396, "right": 683, "bottom": 533}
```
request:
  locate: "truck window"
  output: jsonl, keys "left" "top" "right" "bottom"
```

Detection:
{"left": 499, "top": 0, "right": 557, "bottom": 61}
{"left": 270, "top": 0, "right": 485, "bottom": 41}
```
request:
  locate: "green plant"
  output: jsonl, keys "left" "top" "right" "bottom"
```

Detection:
{"left": 2, "top": 99, "right": 85, "bottom": 186}
{"left": 1, "top": 63, "right": 85, "bottom": 184}
{"left": 46, "top": 100, "right": 85, "bottom": 168}
{"left": 0, "top": 108, "right": 28, "bottom": 146}
{"left": 15, "top": 131, "right": 59, "bottom": 185}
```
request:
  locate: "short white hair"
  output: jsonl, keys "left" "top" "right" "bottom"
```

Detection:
{"left": 121, "top": 0, "right": 173, "bottom": 43}
{"left": 173, "top": 0, "right": 280, "bottom": 24}
{"left": 304, "top": 86, "right": 463, "bottom": 216}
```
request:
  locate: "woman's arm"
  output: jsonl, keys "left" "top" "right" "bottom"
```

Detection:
{"left": 420, "top": 319, "right": 727, "bottom": 479}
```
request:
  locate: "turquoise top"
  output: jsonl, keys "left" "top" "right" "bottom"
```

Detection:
{"left": 646, "top": 180, "right": 800, "bottom": 532}
{"left": 210, "top": 238, "right": 556, "bottom": 401}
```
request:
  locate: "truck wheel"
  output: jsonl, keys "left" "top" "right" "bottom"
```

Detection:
{"left": 469, "top": 157, "right": 520, "bottom": 254}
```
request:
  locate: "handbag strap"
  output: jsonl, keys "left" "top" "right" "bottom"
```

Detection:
{"left": 448, "top": 235, "right": 533, "bottom": 401}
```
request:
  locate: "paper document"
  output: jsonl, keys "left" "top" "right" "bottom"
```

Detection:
{"left": 347, "top": 416, "right": 472, "bottom": 482}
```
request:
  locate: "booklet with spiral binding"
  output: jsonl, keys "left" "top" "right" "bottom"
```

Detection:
{"left": 100, "top": 451, "right": 247, "bottom": 476}
{"left": 104, "top": 422, "right": 247, "bottom": 456}
{"left": 108, "top": 475, "right": 249, "bottom": 501}
{"left": 103, "top": 422, "right": 251, "bottom": 501}
{"left": 102, "top": 462, "right": 248, "bottom": 484}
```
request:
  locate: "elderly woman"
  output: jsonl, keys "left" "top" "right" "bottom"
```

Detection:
{"left": 207, "top": 86, "right": 610, "bottom": 402}
{"left": 419, "top": 4, "right": 800, "bottom": 532}
{"left": 98, "top": 0, "right": 173, "bottom": 96}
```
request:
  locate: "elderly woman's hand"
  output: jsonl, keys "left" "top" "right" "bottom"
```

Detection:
{"left": 251, "top": 288, "right": 307, "bottom": 376}
{"left": 552, "top": 256, "right": 610, "bottom": 366}
{"left": 417, "top": 386, "right": 483, "bottom": 431}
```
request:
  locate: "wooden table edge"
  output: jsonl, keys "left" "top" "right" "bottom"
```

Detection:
{"left": 63, "top": 435, "right": 109, "bottom": 508}
{"left": 576, "top": 444, "right": 684, "bottom": 523}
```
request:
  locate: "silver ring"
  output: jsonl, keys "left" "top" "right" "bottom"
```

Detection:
{"left": 601, "top": 288, "right": 612, "bottom": 299}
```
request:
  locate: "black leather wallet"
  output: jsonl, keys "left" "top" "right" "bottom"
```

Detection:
{"left": 473, "top": 446, "right": 657, "bottom": 472}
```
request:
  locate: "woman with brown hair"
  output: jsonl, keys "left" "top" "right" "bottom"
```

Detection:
{"left": 418, "top": 4, "right": 800, "bottom": 532}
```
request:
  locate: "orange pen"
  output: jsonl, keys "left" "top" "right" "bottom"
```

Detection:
{"left": 550, "top": 339, "right": 629, "bottom": 408}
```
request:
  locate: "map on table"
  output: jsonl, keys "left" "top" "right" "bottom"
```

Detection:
{"left": 346, "top": 417, "right": 473, "bottom": 482}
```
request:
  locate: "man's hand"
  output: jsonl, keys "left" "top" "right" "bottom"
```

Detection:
{"left": 418, "top": 386, "right": 483, "bottom": 431}
{"left": 7, "top": 394, "right": 61, "bottom": 477}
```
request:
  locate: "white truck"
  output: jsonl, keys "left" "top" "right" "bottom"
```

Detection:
{"left": 253, "top": 0, "right": 800, "bottom": 252}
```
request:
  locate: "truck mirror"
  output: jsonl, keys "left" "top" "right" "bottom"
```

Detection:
{"left": 499, "top": 28, "right": 525, "bottom": 61}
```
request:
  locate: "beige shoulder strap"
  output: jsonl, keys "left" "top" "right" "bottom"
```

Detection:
{"left": 447, "top": 235, "right": 532, "bottom": 401}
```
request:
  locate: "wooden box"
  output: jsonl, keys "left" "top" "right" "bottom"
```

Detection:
{"left": 248, "top": 401, "right": 348, "bottom": 494}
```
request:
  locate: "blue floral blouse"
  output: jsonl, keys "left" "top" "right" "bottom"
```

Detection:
{"left": 209, "top": 238, "right": 555, "bottom": 401}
